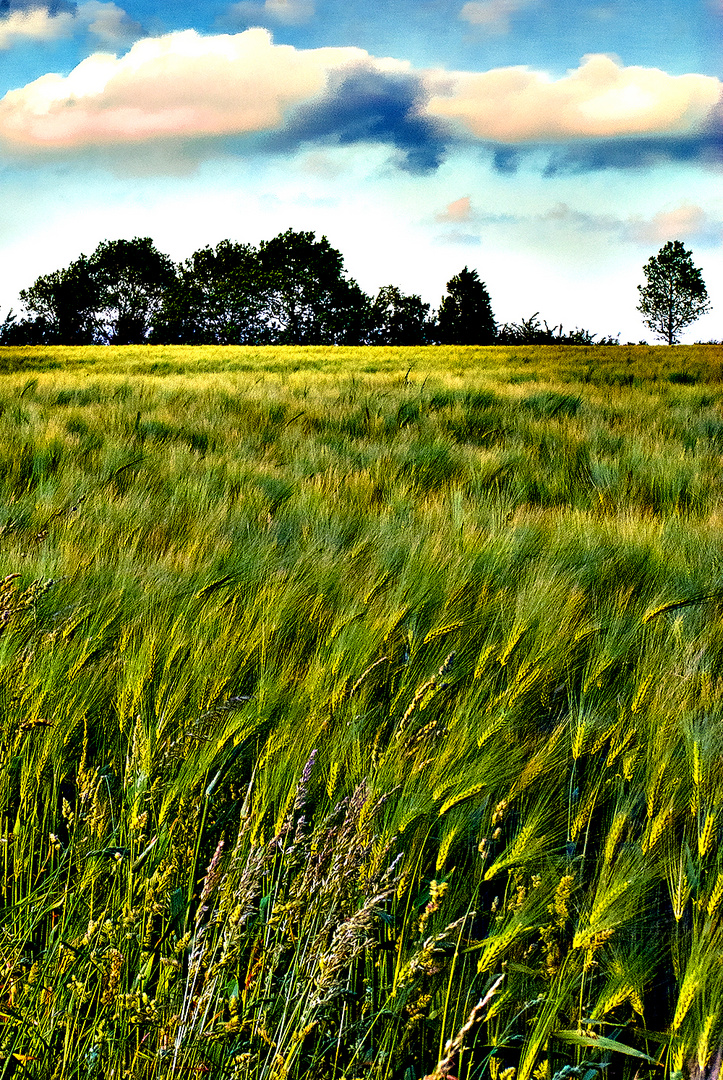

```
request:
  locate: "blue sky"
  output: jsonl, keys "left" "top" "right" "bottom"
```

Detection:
{"left": 0, "top": 0, "right": 721, "bottom": 340}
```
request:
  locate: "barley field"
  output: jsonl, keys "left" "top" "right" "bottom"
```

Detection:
{"left": 1, "top": 343, "right": 723, "bottom": 1080}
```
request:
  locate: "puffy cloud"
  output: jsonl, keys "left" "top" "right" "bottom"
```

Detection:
{"left": 459, "top": 0, "right": 537, "bottom": 35}
{"left": 436, "top": 196, "right": 474, "bottom": 222}
{"left": 0, "top": 1, "right": 142, "bottom": 49}
{"left": 224, "top": 0, "right": 315, "bottom": 25}
{"left": 426, "top": 53, "right": 722, "bottom": 141}
{"left": 0, "top": 28, "right": 380, "bottom": 148}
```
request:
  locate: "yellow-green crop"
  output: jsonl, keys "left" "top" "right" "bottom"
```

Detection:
{"left": 0, "top": 343, "right": 722, "bottom": 1079}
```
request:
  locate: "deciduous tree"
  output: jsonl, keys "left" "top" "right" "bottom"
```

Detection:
{"left": 89, "top": 237, "right": 177, "bottom": 344}
{"left": 637, "top": 240, "right": 711, "bottom": 345}
{"left": 370, "top": 285, "right": 431, "bottom": 345}
{"left": 20, "top": 255, "right": 100, "bottom": 344}
{"left": 152, "top": 240, "right": 265, "bottom": 344}
{"left": 257, "top": 230, "right": 371, "bottom": 345}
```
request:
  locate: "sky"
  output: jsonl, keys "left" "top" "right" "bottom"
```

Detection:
{"left": 0, "top": 0, "right": 721, "bottom": 342}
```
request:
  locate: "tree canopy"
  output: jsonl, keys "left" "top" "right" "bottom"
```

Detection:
{"left": 19, "top": 239, "right": 175, "bottom": 346}
{"left": 257, "top": 230, "right": 370, "bottom": 345}
{"left": 90, "top": 238, "right": 176, "bottom": 345}
{"left": 9, "top": 232, "right": 437, "bottom": 347}
{"left": 152, "top": 241, "right": 265, "bottom": 345}
{"left": 20, "top": 254, "right": 99, "bottom": 345}
{"left": 369, "top": 285, "right": 432, "bottom": 346}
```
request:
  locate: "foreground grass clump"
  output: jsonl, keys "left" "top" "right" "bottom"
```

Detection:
{"left": 1, "top": 344, "right": 723, "bottom": 1079}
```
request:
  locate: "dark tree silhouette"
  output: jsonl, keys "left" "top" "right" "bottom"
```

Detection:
{"left": 8, "top": 229, "right": 622, "bottom": 348}
{"left": 0, "top": 309, "right": 54, "bottom": 345}
{"left": 436, "top": 267, "right": 496, "bottom": 345}
{"left": 152, "top": 241, "right": 265, "bottom": 345}
{"left": 495, "top": 313, "right": 609, "bottom": 345}
{"left": 17, "top": 231, "right": 370, "bottom": 346}
{"left": 90, "top": 237, "right": 176, "bottom": 344}
{"left": 257, "top": 230, "right": 370, "bottom": 345}
{"left": 637, "top": 241, "right": 711, "bottom": 345}
{"left": 370, "top": 285, "right": 432, "bottom": 345}
{"left": 20, "top": 255, "right": 99, "bottom": 344}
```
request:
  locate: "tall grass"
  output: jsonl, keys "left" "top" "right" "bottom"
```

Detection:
{"left": 0, "top": 344, "right": 723, "bottom": 1079}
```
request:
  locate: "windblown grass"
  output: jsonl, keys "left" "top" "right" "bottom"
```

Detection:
{"left": 1, "top": 344, "right": 723, "bottom": 1079}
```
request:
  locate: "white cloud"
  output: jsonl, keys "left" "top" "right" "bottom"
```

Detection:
{"left": 224, "top": 0, "right": 315, "bottom": 26}
{"left": 299, "top": 150, "right": 346, "bottom": 177}
{"left": 426, "top": 53, "right": 722, "bottom": 140}
{"left": 459, "top": 0, "right": 537, "bottom": 35}
{"left": 0, "top": 2, "right": 142, "bottom": 49}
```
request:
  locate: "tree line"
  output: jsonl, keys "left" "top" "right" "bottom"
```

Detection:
{"left": 0, "top": 231, "right": 613, "bottom": 348}
{"left": 0, "top": 231, "right": 712, "bottom": 347}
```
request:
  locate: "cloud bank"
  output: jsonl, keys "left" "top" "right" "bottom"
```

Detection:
{"left": 0, "top": 27, "right": 719, "bottom": 169}
{"left": 439, "top": 197, "right": 723, "bottom": 248}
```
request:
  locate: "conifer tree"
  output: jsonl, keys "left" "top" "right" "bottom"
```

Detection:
{"left": 437, "top": 267, "right": 496, "bottom": 345}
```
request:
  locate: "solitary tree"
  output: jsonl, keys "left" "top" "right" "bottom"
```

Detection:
{"left": 637, "top": 241, "right": 711, "bottom": 345}
{"left": 436, "top": 267, "right": 496, "bottom": 345}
